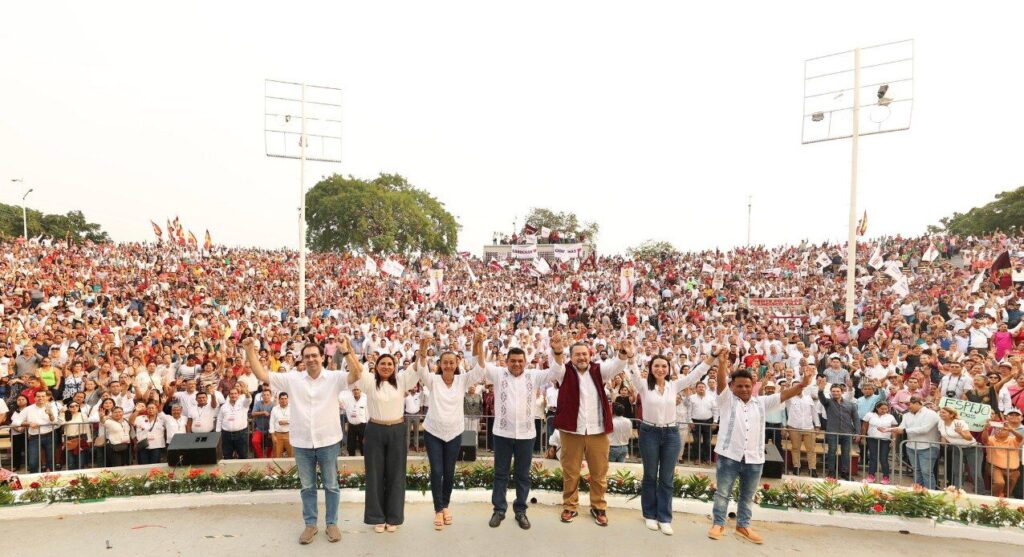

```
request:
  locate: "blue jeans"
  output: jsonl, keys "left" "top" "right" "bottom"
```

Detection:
{"left": 137, "top": 447, "right": 164, "bottom": 465}
{"left": 825, "top": 433, "right": 853, "bottom": 478}
{"left": 712, "top": 454, "right": 763, "bottom": 528}
{"left": 27, "top": 434, "right": 54, "bottom": 473}
{"left": 638, "top": 423, "right": 682, "bottom": 523}
{"left": 865, "top": 437, "right": 891, "bottom": 476}
{"left": 608, "top": 445, "right": 628, "bottom": 462}
{"left": 492, "top": 435, "right": 533, "bottom": 515}
{"left": 908, "top": 445, "right": 939, "bottom": 489}
{"left": 945, "top": 445, "right": 983, "bottom": 492}
{"left": 294, "top": 442, "right": 341, "bottom": 526}
{"left": 424, "top": 431, "right": 461, "bottom": 513}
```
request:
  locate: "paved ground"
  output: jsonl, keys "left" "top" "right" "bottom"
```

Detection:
{"left": 5, "top": 501, "right": 1016, "bottom": 557}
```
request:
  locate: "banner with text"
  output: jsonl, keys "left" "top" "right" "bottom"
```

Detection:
{"left": 939, "top": 397, "right": 993, "bottom": 432}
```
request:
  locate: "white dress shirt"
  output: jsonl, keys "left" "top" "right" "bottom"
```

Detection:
{"left": 418, "top": 362, "right": 487, "bottom": 442}
{"left": 628, "top": 362, "right": 710, "bottom": 426}
{"left": 188, "top": 403, "right": 218, "bottom": 433}
{"left": 785, "top": 391, "right": 820, "bottom": 430}
{"left": 104, "top": 417, "right": 132, "bottom": 445}
{"left": 216, "top": 396, "right": 253, "bottom": 432}
{"left": 609, "top": 416, "right": 633, "bottom": 446}
{"left": 270, "top": 405, "right": 291, "bottom": 433}
{"left": 341, "top": 394, "right": 368, "bottom": 425}
{"left": 12, "top": 403, "right": 62, "bottom": 435}
{"left": 686, "top": 392, "right": 718, "bottom": 421}
{"left": 353, "top": 367, "right": 420, "bottom": 423}
{"left": 163, "top": 414, "right": 188, "bottom": 443}
{"left": 550, "top": 355, "right": 628, "bottom": 435}
{"left": 134, "top": 414, "right": 169, "bottom": 449}
{"left": 270, "top": 369, "right": 349, "bottom": 449}
{"left": 715, "top": 390, "right": 783, "bottom": 465}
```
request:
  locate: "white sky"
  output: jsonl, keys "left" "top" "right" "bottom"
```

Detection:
{"left": 1, "top": 1, "right": 1022, "bottom": 255}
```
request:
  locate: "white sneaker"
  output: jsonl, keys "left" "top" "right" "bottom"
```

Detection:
{"left": 645, "top": 519, "right": 658, "bottom": 530}
{"left": 659, "top": 523, "right": 674, "bottom": 535}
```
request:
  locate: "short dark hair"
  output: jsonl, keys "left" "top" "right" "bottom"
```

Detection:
{"left": 507, "top": 348, "right": 526, "bottom": 359}
{"left": 612, "top": 402, "right": 625, "bottom": 417}
{"left": 730, "top": 369, "right": 754, "bottom": 383}
{"left": 302, "top": 343, "right": 322, "bottom": 357}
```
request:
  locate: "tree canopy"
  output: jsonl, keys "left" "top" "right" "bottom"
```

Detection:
{"left": 524, "top": 207, "right": 599, "bottom": 242}
{"left": 305, "top": 173, "right": 459, "bottom": 256}
{"left": 626, "top": 239, "right": 679, "bottom": 260}
{"left": 0, "top": 203, "right": 110, "bottom": 243}
{"left": 930, "top": 186, "right": 1024, "bottom": 236}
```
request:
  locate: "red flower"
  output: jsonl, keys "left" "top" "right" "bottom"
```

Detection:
{"left": 872, "top": 504, "right": 884, "bottom": 513}
{"left": 763, "top": 483, "right": 771, "bottom": 490}
{"left": 29, "top": 482, "right": 40, "bottom": 489}
{"left": 188, "top": 469, "right": 205, "bottom": 479}
{"left": 69, "top": 479, "right": 79, "bottom": 486}
{"left": 166, "top": 472, "right": 175, "bottom": 480}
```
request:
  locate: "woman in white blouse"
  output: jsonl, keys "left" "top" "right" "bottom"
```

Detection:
{"left": 627, "top": 353, "right": 713, "bottom": 535}
{"left": 348, "top": 346, "right": 421, "bottom": 533}
{"left": 937, "top": 407, "right": 982, "bottom": 491}
{"left": 861, "top": 401, "right": 898, "bottom": 484}
{"left": 103, "top": 406, "right": 132, "bottom": 467}
{"left": 416, "top": 331, "right": 486, "bottom": 530}
{"left": 62, "top": 400, "right": 93, "bottom": 470}
{"left": 129, "top": 401, "right": 168, "bottom": 465}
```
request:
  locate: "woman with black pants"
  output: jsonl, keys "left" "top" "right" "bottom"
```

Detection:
{"left": 416, "top": 331, "right": 486, "bottom": 530}
{"left": 348, "top": 348, "right": 421, "bottom": 533}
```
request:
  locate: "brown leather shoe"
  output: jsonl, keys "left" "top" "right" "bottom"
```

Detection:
{"left": 299, "top": 526, "right": 318, "bottom": 545}
{"left": 707, "top": 525, "right": 725, "bottom": 540}
{"left": 735, "top": 527, "right": 764, "bottom": 544}
{"left": 325, "top": 524, "right": 341, "bottom": 543}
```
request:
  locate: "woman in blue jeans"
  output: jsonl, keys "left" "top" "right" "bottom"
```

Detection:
{"left": 416, "top": 331, "right": 486, "bottom": 530}
{"left": 627, "top": 353, "right": 712, "bottom": 535}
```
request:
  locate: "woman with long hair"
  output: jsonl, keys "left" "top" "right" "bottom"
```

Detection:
{"left": 626, "top": 352, "right": 713, "bottom": 535}
{"left": 416, "top": 331, "right": 486, "bottom": 530}
{"left": 346, "top": 337, "right": 421, "bottom": 533}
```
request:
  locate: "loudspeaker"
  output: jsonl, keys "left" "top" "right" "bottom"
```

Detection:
{"left": 167, "top": 432, "right": 222, "bottom": 467}
{"left": 458, "top": 430, "right": 477, "bottom": 462}
{"left": 762, "top": 442, "right": 785, "bottom": 479}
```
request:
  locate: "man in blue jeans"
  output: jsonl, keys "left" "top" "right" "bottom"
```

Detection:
{"left": 243, "top": 337, "right": 352, "bottom": 545}
{"left": 708, "top": 347, "right": 813, "bottom": 545}
{"left": 886, "top": 397, "right": 940, "bottom": 489}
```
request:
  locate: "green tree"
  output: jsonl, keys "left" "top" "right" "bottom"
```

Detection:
{"left": 0, "top": 203, "right": 109, "bottom": 243}
{"left": 626, "top": 239, "right": 679, "bottom": 260}
{"left": 523, "top": 207, "right": 599, "bottom": 242}
{"left": 934, "top": 186, "right": 1024, "bottom": 236}
{"left": 305, "top": 173, "right": 459, "bottom": 255}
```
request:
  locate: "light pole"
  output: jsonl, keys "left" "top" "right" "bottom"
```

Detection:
{"left": 21, "top": 188, "right": 33, "bottom": 240}
{"left": 746, "top": 195, "right": 752, "bottom": 246}
{"left": 265, "top": 80, "right": 342, "bottom": 318}
{"left": 802, "top": 39, "right": 914, "bottom": 322}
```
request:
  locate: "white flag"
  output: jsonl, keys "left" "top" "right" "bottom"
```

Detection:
{"left": 533, "top": 257, "right": 552, "bottom": 276}
{"left": 540, "top": 226, "right": 551, "bottom": 239}
{"left": 922, "top": 243, "right": 939, "bottom": 263}
{"left": 701, "top": 262, "right": 716, "bottom": 274}
{"left": 364, "top": 257, "right": 378, "bottom": 275}
{"left": 523, "top": 233, "right": 538, "bottom": 244}
{"left": 868, "top": 247, "right": 883, "bottom": 269}
{"left": 381, "top": 259, "right": 405, "bottom": 278}
{"left": 891, "top": 277, "right": 910, "bottom": 299}
{"left": 882, "top": 261, "right": 903, "bottom": 281}
{"left": 971, "top": 271, "right": 985, "bottom": 293}
{"left": 815, "top": 253, "right": 833, "bottom": 269}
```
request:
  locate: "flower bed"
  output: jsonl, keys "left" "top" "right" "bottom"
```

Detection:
{"left": 3, "top": 465, "right": 1024, "bottom": 529}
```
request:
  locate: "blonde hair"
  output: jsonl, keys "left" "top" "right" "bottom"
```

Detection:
{"left": 939, "top": 407, "right": 959, "bottom": 420}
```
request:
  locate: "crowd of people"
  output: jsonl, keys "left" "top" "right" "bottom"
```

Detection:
{"left": 2, "top": 230, "right": 1024, "bottom": 540}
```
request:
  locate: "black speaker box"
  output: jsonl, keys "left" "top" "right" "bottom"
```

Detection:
{"left": 167, "top": 432, "right": 222, "bottom": 467}
{"left": 458, "top": 430, "right": 477, "bottom": 462}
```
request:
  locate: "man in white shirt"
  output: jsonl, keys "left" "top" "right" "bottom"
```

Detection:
{"left": 343, "top": 387, "right": 368, "bottom": 456}
{"left": 475, "top": 340, "right": 561, "bottom": 530}
{"left": 548, "top": 334, "right": 631, "bottom": 527}
{"left": 270, "top": 392, "right": 293, "bottom": 457}
{"left": 216, "top": 386, "right": 253, "bottom": 459}
{"left": 12, "top": 390, "right": 62, "bottom": 472}
{"left": 886, "top": 397, "right": 941, "bottom": 489}
{"left": 243, "top": 336, "right": 350, "bottom": 544}
{"left": 708, "top": 348, "right": 813, "bottom": 545}
{"left": 607, "top": 402, "right": 632, "bottom": 462}
{"left": 187, "top": 392, "right": 217, "bottom": 433}
{"left": 686, "top": 382, "right": 718, "bottom": 465}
